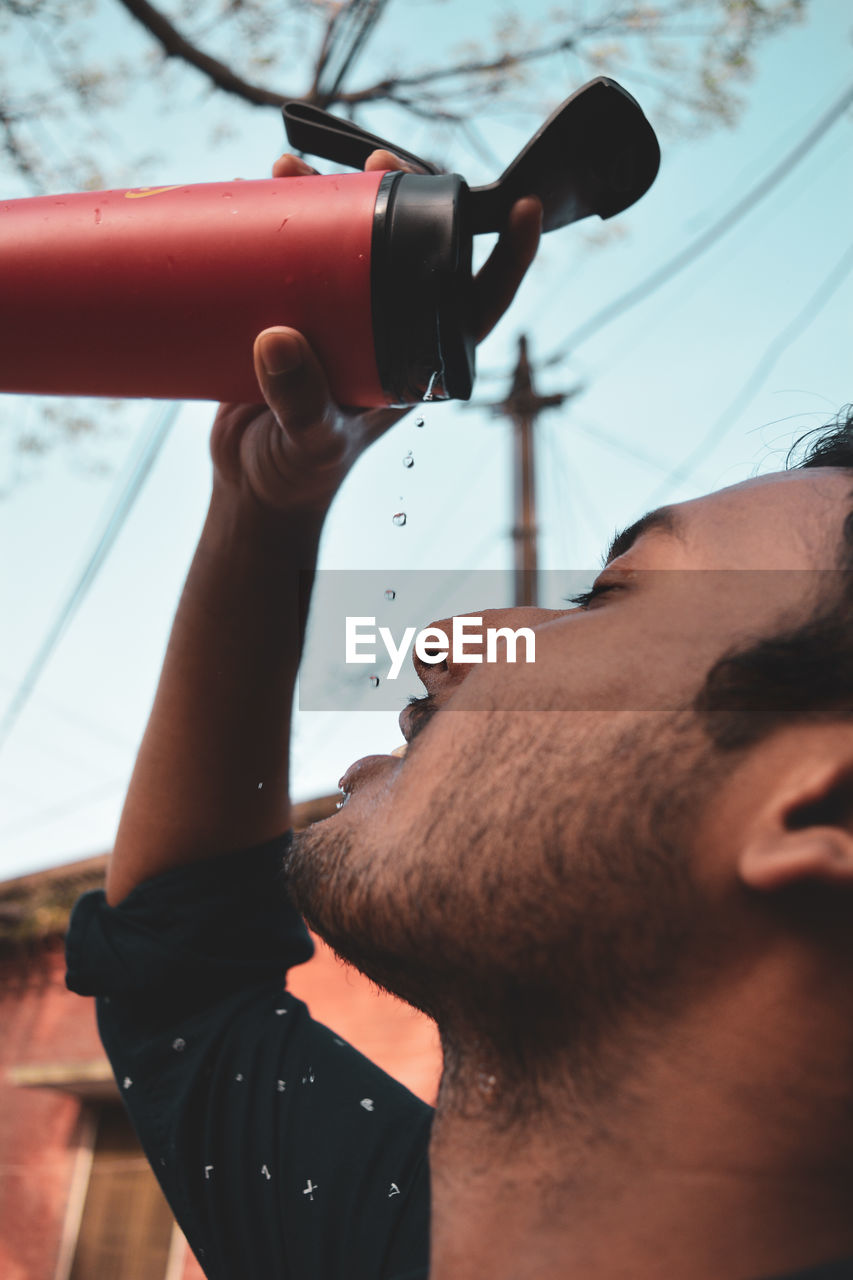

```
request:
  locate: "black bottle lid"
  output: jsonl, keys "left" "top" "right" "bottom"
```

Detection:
{"left": 283, "top": 76, "right": 661, "bottom": 405}
{"left": 370, "top": 171, "right": 475, "bottom": 405}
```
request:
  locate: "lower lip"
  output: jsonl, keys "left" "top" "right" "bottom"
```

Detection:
{"left": 338, "top": 752, "right": 402, "bottom": 797}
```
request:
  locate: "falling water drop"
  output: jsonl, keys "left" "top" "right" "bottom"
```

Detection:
{"left": 414, "top": 417, "right": 425, "bottom": 428}
{"left": 392, "top": 512, "right": 407, "bottom": 527}
{"left": 402, "top": 452, "right": 414, "bottom": 469}
{"left": 369, "top": 674, "right": 380, "bottom": 688}
{"left": 384, "top": 589, "right": 396, "bottom": 601}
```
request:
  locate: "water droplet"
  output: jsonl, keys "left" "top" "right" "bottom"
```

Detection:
{"left": 172, "top": 1037, "right": 186, "bottom": 1052}
{"left": 384, "top": 589, "right": 396, "bottom": 601}
{"left": 402, "top": 452, "right": 414, "bottom": 469}
{"left": 414, "top": 417, "right": 425, "bottom": 428}
{"left": 392, "top": 512, "right": 407, "bottom": 527}
{"left": 369, "top": 674, "right": 380, "bottom": 687}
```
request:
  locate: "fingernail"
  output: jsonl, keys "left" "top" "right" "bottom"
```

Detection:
{"left": 260, "top": 332, "right": 303, "bottom": 376}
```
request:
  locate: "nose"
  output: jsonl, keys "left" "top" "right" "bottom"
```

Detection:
{"left": 412, "top": 606, "right": 562, "bottom": 691}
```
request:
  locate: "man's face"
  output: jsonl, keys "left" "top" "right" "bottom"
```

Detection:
{"left": 286, "top": 469, "right": 850, "bottom": 1091}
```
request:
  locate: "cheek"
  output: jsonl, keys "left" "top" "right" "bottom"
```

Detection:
{"left": 456, "top": 595, "right": 733, "bottom": 714}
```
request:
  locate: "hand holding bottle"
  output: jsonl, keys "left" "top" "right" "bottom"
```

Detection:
{"left": 209, "top": 149, "right": 542, "bottom": 516}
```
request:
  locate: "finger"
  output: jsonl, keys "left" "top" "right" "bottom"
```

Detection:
{"left": 472, "top": 196, "right": 542, "bottom": 342}
{"left": 271, "top": 153, "right": 320, "bottom": 179}
{"left": 364, "top": 148, "right": 417, "bottom": 174}
{"left": 253, "top": 327, "right": 337, "bottom": 441}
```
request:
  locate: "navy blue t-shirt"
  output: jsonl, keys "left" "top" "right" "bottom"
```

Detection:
{"left": 65, "top": 833, "right": 853, "bottom": 1280}
{"left": 65, "top": 834, "right": 432, "bottom": 1280}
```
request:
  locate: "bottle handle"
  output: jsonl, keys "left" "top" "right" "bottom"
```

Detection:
{"left": 281, "top": 102, "right": 442, "bottom": 175}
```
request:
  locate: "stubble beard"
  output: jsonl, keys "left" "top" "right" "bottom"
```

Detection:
{"left": 284, "top": 709, "right": 719, "bottom": 1118}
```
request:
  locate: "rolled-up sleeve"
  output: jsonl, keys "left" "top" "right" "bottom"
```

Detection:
{"left": 65, "top": 835, "right": 432, "bottom": 1280}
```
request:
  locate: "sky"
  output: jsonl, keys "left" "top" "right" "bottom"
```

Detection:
{"left": 1, "top": 0, "right": 851, "bottom": 878}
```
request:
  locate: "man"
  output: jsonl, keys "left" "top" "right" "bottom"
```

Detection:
{"left": 67, "top": 147, "right": 853, "bottom": 1280}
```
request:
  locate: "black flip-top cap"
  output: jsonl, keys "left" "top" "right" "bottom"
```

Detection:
{"left": 469, "top": 77, "right": 661, "bottom": 234}
{"left": 370, "top": 171, "right": 475, "bottom": 405}
{"left": 283, "top": 77, "right": 661, "bottom": 405}
{"left": 283, "top": 77, "right": 660, "bottom": 239}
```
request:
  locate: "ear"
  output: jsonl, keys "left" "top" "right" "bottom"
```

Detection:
{"left": 739, "top": 756, "right": 853, "bottom": 893}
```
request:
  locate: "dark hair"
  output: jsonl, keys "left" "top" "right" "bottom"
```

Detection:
{"left": 695, "top": 405, "right": 853, "bottom": 750}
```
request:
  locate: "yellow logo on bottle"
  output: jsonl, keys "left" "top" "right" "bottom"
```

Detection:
{"left": 124, "top": 186, "right": 183, "bottom": 199}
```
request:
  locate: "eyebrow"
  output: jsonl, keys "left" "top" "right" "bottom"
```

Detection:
{"left": 603, "top": 506, "right": 683, "bottom": 566}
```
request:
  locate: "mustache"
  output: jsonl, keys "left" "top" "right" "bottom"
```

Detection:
{"left": 404, "top": 693, "right": 440, "bottom": 742}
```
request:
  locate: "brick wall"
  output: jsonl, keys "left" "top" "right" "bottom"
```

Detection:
{"left": 0, "top": 914, "right": 440, "bottom": 1279}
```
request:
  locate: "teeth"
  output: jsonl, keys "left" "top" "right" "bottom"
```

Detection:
{"left": 390, "top": 743, "right": 408, "bottom": 758}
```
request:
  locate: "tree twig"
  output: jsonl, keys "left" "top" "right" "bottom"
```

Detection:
{"left": 114, "top": 0, "right": 294, "bottom": 106}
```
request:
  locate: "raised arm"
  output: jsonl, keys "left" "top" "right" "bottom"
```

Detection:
{"left": 106, "top": 153, "right": 541, "bottom": 906}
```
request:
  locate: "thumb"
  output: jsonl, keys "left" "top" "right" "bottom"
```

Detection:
{"left": 253, "top": 327, "right": 336, "bottom": 437}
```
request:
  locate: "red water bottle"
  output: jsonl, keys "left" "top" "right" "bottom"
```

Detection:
{"left": 0, "top": 78, "right": 659, "bottom": 408}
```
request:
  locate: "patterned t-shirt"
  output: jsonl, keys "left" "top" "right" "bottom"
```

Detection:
{"left": 65, "top": 834, "right": 432, "bottom": 1280}
{"left": 65, "top": 833, "right": 853, "bottom": 1280}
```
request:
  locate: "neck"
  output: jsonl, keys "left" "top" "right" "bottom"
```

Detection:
{"left": 427, "top": 958, "right": 853, "bottom": 1280}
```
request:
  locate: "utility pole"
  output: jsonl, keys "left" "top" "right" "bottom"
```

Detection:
{"left": 488, "top": 335, "right": 580, "bottom": 607}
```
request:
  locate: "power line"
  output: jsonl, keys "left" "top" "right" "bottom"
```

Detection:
{"left": 317, "top": 0, "right": 391, "bottom": 102}
{"left": 541, "top": 80, "right": 853, "bottom": 367}
{"left": 643, "top": 238, "right": 853, "bottom": 508}
{"left": 570, "top": 416, "right": 670, "bottom": 474}
{"left": 0, "top": 401, "right": 181, "bottom": 759}
{"left": 526, "top": 123, "right": 853, "bottom": 399}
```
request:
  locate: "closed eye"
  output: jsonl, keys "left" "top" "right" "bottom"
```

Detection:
{"left": 566, "top": 582, "right": 622, "bottom": 610}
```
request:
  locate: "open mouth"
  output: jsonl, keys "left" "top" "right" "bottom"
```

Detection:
{"left": 336, "top": 741, "right": 408, "bottom": 808}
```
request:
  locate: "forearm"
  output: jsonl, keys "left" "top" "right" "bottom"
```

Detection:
{"left": 106, "top": 481, "right": 325, "bottom": 905}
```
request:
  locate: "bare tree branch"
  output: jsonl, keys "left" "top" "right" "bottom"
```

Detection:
{"left": 333, "top": 5, "right": 724, "bottom": 103}
{"left": 310, "top": 2, "right": 348, "bottom": 98}
{"left": 322, "top": 0, "right": 391, "bottom": 100}
{"left": 0, "top": 101, "right": 45, "bottom": 192}
{"left": 114, "top": 0, "right": 295, "bottom": 105}
{"left": 94, "top": 0, "right": 805, "bottom": 149}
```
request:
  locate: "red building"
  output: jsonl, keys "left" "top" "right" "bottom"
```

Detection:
{"left": 0, "top": 798, "right": 441, "bottom": 1280}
